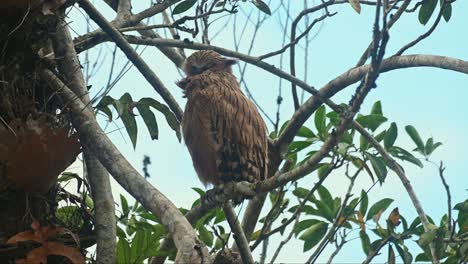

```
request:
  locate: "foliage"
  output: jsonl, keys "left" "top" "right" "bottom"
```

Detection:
{"left": 96, "top": 93, "right": 181, "bottom": 148}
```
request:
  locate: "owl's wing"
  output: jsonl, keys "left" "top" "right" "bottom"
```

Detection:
{"left": 184, "top": 83, "right": 268, "bottom": 185}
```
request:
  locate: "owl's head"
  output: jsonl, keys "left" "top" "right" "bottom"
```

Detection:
{"left": 183, "top": 50, "right": 237, "bottom": 76}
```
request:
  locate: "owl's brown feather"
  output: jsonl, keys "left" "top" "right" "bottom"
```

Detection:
{"left": 180, "top": 51, "right": 268, "bottom": 187}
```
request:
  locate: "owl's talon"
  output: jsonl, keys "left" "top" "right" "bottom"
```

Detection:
{"left": 204, "top": 186, "right": 223, "bottom": 204}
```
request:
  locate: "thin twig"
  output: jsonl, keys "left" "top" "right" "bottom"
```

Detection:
{"left": 223, "top": 202, "right": 254, "bottom": 264}
{"left": 362, "top": 236, "right": 391, "bottom": 264}
{"left": 394, "top": 0, "right": 448, "bottom": 56}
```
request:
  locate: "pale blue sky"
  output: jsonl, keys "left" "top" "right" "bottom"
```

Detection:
{"left": 68, "top": 1, "right": 468, "bottom": 262}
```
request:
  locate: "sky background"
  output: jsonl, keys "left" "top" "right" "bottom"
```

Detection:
{"left": 66, "top": 1, "right": 468, "bottom": 262}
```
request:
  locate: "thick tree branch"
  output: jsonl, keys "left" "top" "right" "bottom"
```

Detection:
{"left": 53, "top": 9, "right": 116, "bottom": 263}
{"left": 42, "top": 70, "right": 211, "bottom": 263}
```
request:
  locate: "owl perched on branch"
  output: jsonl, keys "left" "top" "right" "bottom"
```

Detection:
{"left": 178, "top": 50, "right": 268, "bottom": 190}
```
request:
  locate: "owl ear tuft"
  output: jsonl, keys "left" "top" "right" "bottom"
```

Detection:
{"left": 224, "top": 59, "right": 238, "bottom": 67}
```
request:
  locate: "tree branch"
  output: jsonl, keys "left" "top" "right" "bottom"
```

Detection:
{"left": 223, "top": 203, "right": 254, "bottom": 264}
{"left": 52, "top": 9, "right": 116, "bottom": 263}
{"left": 42, "top": 70, "right": 211, "bottom": 263}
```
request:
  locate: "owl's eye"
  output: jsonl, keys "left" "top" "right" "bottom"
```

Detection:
{"left": 190, "top": 66, "right": 204, "bottom": 74}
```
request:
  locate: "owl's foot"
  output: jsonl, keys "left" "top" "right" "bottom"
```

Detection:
{"left": 203, "top": 185, "right": 224, "bottom": 204}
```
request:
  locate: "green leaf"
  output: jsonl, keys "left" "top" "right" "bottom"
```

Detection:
{"left": 418, "top": 230, "right": 436, "bottom": 246}
{"left": 366, "top": 198, "right": 394, "bottom": 221}
{"left": 138, "top": 98, "right": 181, "bottom": 142}
{"left": 318, "top": 185, "right": 334, "bottom": 212}
{"left": 454, "top": 199, "right": 468, "bottom": 232}
{"left": 140, "top": 212, "right": 158, "bottom": 222}
{"left": 294, "top": 219, "right": 320, "bottom": 237}
{"left": 360, "top": 230, "right": 371, "bottom": 255}
{"left": 425, "top": 137, "right": 443, "bottom": 155}
{"left": 297, "top": 126, "right": 316, "bottom": 138}
{"left": 360, "top": 135, "right": 369, "bottom": 151}
{"left": 278, "top": 120, "right": 290, "bottom": 135}
{"left": 317, "top": 163, "right": 332, "bottom": 179}
{"left": 299, "top": 222, "right": 328, "bottom": 251}
{"left": 136, "top": 102, "right": 159, "bottom": 140}
{"left": 312, "top": 198, "right": 335, "bottom": 222}
{"left": 405, "top": 125, "right": 426, "bottom": 154}
{"left": 112, "top": 93, "right": 138, "bottom": 148}
{"left": 198, "top": 225, "right": 214, "bottom": 247}
{"left": 359, "top": 190, "right": 369, "bottom": 217}
{"left": 395, "top": 244, "right": 413, "bottom": 264}
{"left": 56, "top": 206, "right": 83, "bottom": 228}
{"left": 192, "top": 187, "right": 205, "bottom": 197}
{"left": 356, "top": 114, "right": 388, "bottom": 131}
{"left": 314, "top": 106, "right": 327, "bottom": 139}
{"left": 442, "top": 2, "right": 452, "bottom": 22}
{"left": 326, "top": 111, "right": 340, "bottom": 126}
{"left": 172, "top": 0, "right": 197, "bottom": 15}
{"left": 253, "top": 0, "right": 271, "bottom": 15}
{"left": 292, "top": 187, "right": 310, "bottom": 200}
{"left": 371, "top": 101, "right": 383, "bottom": 115}
{"left": 374, "top": 129, "right": 387, "bottom": 142}
{"left": 130, "top": 229, "right": 160, "bottom": 262}
{"left": 288, "top": 140, "right": 314, "bottom": 154}
{"left": 364, "top": 153, "right": 388, "bottom": 183}
{"left": 418, "top": 0, "right": 437, "bottom": 25}
{"left": 388, "top": 146, "right": 424, "bottom": 168}
{"left": 384, "top": 122, "right": 398, "bottom": 149}
{"left": 289, "top": 205, "right": 319, "bottom": 216}
{"left": 415, "top": 252, "right": 431, "bottom": 262}
{"left": 120, "top": 194, "right": 129, "bottom": 216}
{"left": 96, "top": 96, "right": 114, "bottom": 121}
{"left": 116, "top": 226, "right": 127, "bottom": 239}
{"left": 388, "top": 245, "right": 396, "bottom": 264}
{"left": 117, "top": 238, "right": 131, "bottom": 264}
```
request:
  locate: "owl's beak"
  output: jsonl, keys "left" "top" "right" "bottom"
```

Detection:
{"left": 224, "top": 59, "right": 238, "bottom": 67}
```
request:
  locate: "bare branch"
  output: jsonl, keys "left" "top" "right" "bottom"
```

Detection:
{"left": 438, "top": 162, "right": 452, "bottom": 231}
{"left": 394, "top": 0, "right": 448, "bottom": 56}
{"left": 223, "top": 203, "right": 254, "bottom": 264}
{"left": 117, "top": 0, "right": 132, "bottom": 20}
{"left": 362, "top": 236, "right": 391, "bottom": 264}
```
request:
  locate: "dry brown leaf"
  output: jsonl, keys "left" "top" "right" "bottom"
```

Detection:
{"left": 7, "top": 220, "right": 85, "bottom": 264}
{"left": 348, "top": 0, "right": 361, "bottom": 14}
{"left": 357, "top": 211, "right": 366, "bottom": 231}
{"left": 387, "top": 207, "right": 401, "bottom": 227}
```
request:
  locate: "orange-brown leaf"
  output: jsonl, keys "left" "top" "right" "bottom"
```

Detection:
{"left": 8, "top": 221, "right": 85, "bottom": 264}
{"left": 42, "top": 241, "right": 85, "bottom": 264}
{"left": 7, "top": 230, "right": 39, "bottom": 244}
{"left": 388, "top": 207, "right": 401, "bottom": 227}
{"left": 357, "top": 211, "right": 365, "bottom": 231}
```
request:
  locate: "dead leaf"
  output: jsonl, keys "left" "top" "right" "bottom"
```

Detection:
{"left": 387, "top": 207, "right": 401, "bottom": 227}
{"left": 357, "top": 211, "right": 365, "bottom": 231}
{"left": 348, "top": 0, "right": 361, "bottom": 14}
{"left": 7, "top": 220, "right": 85, "bottom": 264}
